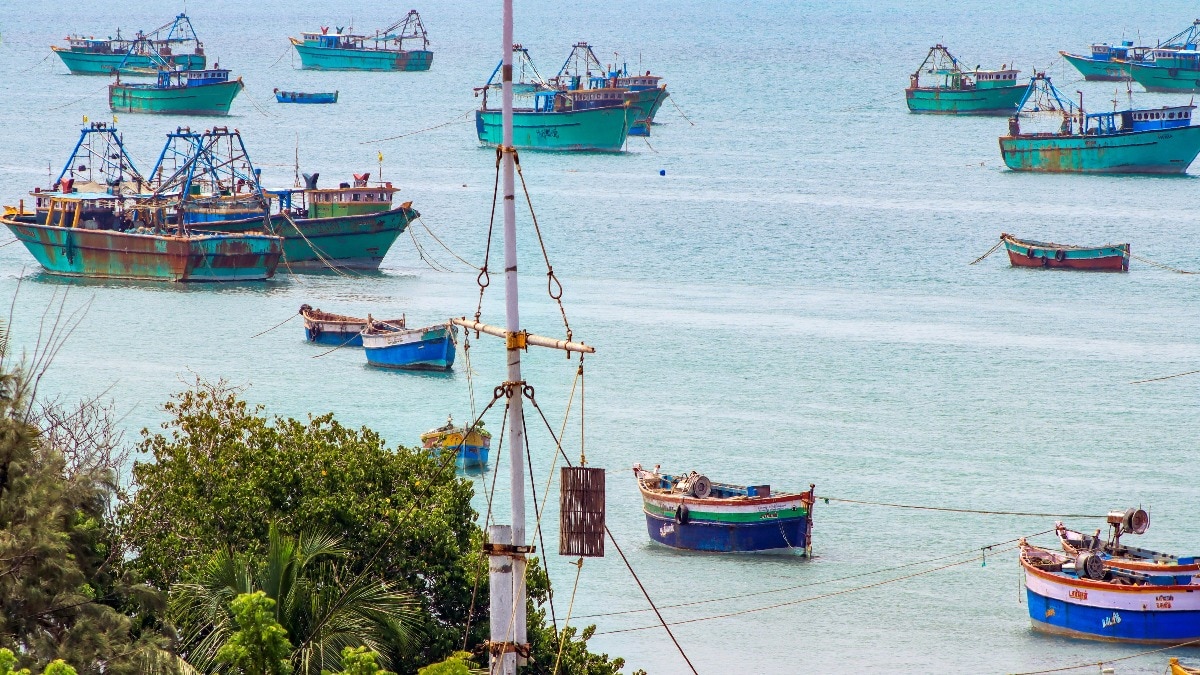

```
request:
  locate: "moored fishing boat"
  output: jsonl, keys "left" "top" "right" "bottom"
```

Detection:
{"left": 1129, "top": 48, "right": 1200, "bottom": 93}
{"left": 550, "top": 42, "right": 666, "bottom": 135}
{"left": 274, "top": 89, "right": 338, "bottom": 104}
{"left": 53, "top": 14, "right": 205, "bottom": 75}
{"left": 1000, "top": 233, "right": 1129, "bottom": 272}
{"left": 476, "top": 89, "right": 638, "bottom": 152}
{"left": 905, "top": 45, "right": 1024, "bottom": 115}
{"left": 1060, "top": 42, "right": 1149, "bottom": 82}
{"left": 298, "top": 305, "right": 405, "bottom": 346}
{"left": 1055, "top": 509, "right": 1198, "bottom": 580}
{"left": 485, "top": 44, "right": 553, "bottom": 95}
{"left": 110, "top": 67, "right": 243, "bottom": 115}
{"left": 1020, "top": 540, "right": 1200, "bottom": 644}
{"left": 362, "top": 319, "right": 456, "bottom": 371}
{"left": 420, "top": 416, "right": 491, "bottom": 469}
{"left": 289, "top": 11, "right": 432, "bottom": 71}
{"left": 633, "top": 464, "right": 815, "bottom": 554}
{"left": 999, "top": 74, "right": 1200, "bottom": 173}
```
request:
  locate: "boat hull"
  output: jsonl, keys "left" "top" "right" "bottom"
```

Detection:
{"left": 291, "top": 42, "right": 432, "bottom": 71}
{"left": 905, "top": 85, "right": 1026, "bottom": 115}
{"left": 1002, "top": 239, "right": 1129, "bottom": 272}
{"left": 1061, "top": 52, "right": 1131, "bottom": 82}
{"left": 628, "top": 88, "right": 669, "bottom": 136}
{"left": 475, "top": 106, "right": 636, "bottom": 152}
{"left": 999, "top": 125, "right": 1200, "bottom": 173}
{"left": 109, "top": 80, "right": 243, "bottom": 115}
{"left": 52, "top": 47, "right": 205, "bottom": 74}
{"left": 202, "top": 205, "right": 416, "bottom": 270}
{"left": 1, "top": 218, "right": 280, "bottom": 282}
{"left": 363, "top": 325, "right": 456, "bottom": 371}
{"left": 275, "top": 91, "right": 338, "bottom": 104}
{"left": 1129, "top": 63, "right": 1200, "bottom": 93}
{"left": 639, "top": 490, "right": 811, "bottom": 554}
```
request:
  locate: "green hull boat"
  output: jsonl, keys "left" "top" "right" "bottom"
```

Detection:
{"left": 53, "top": 48, "right": 205, "bottom": 74}
{"left": 109, "top": 78, "right": 242, "bottom": 116}
{"left": 999, "top": 126, "right": 1200, "bottom": 173}
{"left": 290, "top": 40, "right": 432, "bottom": 71}
{"left": 475, "top": 106, "right": 636, "bottom": 152}
{"left": 1128, "top": 61, "right": 1200, "bottom": 93}
{"left": 1060, "top": 51, "right": 1131, "bottom": 82}
{"left": 906, "top": 85, "right": 1026, "bottom": 115}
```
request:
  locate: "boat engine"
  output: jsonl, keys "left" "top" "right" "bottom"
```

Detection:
{"left": 680, "top": 473, "right": 711, "bottom": 498}
{"left": 1076, "top": 551, "right": 1106, "bottom": 580}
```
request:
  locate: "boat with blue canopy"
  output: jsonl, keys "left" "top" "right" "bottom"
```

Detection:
{"left": 999, "top": 73, "right": 1200, "bottom": 173}
{"left": 274, "top": 89, "right": 338, "bottom": 104}
{"left": 289, "top": 11, "right": 432, "bottom": 71}
{"left": 53, "top": 13, "right": 205, "bottom": 75}
{"left": 1063, "top": 20, "right": 1200, "bottom": 83}
{"left": 905, "top": 45, "right": 1024, "bottom": 115}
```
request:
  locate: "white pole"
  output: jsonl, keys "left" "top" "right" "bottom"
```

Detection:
{"left": 502, "top": 0, "right": 528, "bottom": 669}
{"left": 487, "top": 525, "right": 514, "bottom": 675}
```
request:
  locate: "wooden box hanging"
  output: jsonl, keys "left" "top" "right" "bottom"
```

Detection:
{"left": 559, "top": 466, "right": 605, "bottom": 557}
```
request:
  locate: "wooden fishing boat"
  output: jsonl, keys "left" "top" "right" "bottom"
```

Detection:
{"left": 53, "top": 14, "right": 205, "bottom": 75}
{"left": 110, "top": 67, "right": 243, "bottom": 115}
{"left": 633, "top": 464, "right": 814, "bottom": 554}
{"left": 1000, "top": 233, "right": 1130, "bottom": 272}
{"left": 905, "top": 45, "right": 1024, "bottom": 115}
{"left": 274, "top": 89, "right": 338, "bottom": 104}
{"left": 476, "top": 89, "right": 639, "bottom": 152}
{"left": 362, "top": 319, "right": 456, "bottom": 371}
{"left": 999, "top": 74, "right": 1200, "bottom": 173}
{"left": 549, "top": 42, "right": 667, "bottom": 136}
{"left": 1060, "top": 43, "right": 1149, "bottom": 82}
{"left": 420, "top": 416, "right": 491, "bottom": 469}
{"left": 1056, "top": 514, "right": 1195, "bottom": 578}
{"left": 290, "top": 11, "right": 432, "bottom": 71}
{"left": 298, "top": 305, "right": 405, "bottom": 346}
{"left": 1020, "top": 540, "right": 1200, "bottom": 644}
{"left": 1170, "top": 658, "right": 1200, "bottom": 675}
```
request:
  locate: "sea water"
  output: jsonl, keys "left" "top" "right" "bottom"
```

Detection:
{"left": 1, "top": 0, "right": 1199, "bottom": 672}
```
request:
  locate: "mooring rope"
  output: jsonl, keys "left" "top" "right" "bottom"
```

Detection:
{"left": 1130, "top": 251, "right": 1199, "bottom": 274}
{"left": 668, "top": 94, "right": 696, "bottom": 126}
{"left": 969, "top": 239, "right": 1004, "bottom": 264}
{"left": 1130, "top": 368, "right": 1200, "bottom": 384}
{"left": 250, "top": 312, "right": 298, "bottom": 339}
{"left": 360, "top": 109, "right": 474, "bottom": 144}
{"left": 1007, "top": 636, "right": 1200, "bottom": 675}
{"left": 46, "top": 83, "right": 108, "bottom": 111}
{"left": 816, "top": 495, "right": 1105, "bottom": 518}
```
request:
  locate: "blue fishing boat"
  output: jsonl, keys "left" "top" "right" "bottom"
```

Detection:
{"left": 289, "top": 11, "right": 432, "bottom": 71}
{"left": 1060, "top": 42, "right": 1151, "bottom": 82}
{"left": 53, "top": 13, "right": 206, "bottom": 75}
{"left": 1021, "top": 540, "right": 1200, "bottom": 644}
{"left": 1056, "top": 510, "right": 1199, "bottom": 580}
{"left": 999, "top": 74, "right": 1200, "bottom": 173}
{"left": 362, "top": 319, "right": 456, "bottom": 371}
{"left": 421, "top": 416, "right": 491, "bottom": 469}
{"left": 299, "top": 306, "right": 405, "bottom": 346}
{"left": 633, "top": 464, "right": 815, "bottom": 554}
{"left": 274, "top": 89, "right": 338, "bottom": 104}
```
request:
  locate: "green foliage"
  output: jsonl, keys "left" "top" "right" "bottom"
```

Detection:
{"left": 0, "top": 365, "right": 167, "bottom": 675}
{"left": 521, "top": 561, "right": 633, "bottom": 675}
{"left": 330, "top": 647, "right": 394, "bottom": 675}
{"left": 0, "top": 648, "right": 31, "bottom": 675}
{"left": 414, "top": 651, "right": 480, "bottom": 675}
{"left": 41, "top": 662, "right": 77, "bottom": 675}
{"left": 172, "top": 526, "right": 418, "bottom": 675}
{"left": 215, "top": 592, "right": 293, "bottom": 675}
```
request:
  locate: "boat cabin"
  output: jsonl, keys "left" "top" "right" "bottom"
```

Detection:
{"left": 154, "top": 67, "right": 230, "bottom": 88}
{"left": 561, "top": 87, "right": 631, "bottom": 111}
{"left": 974, "top": 69, "right": 1020, "bottom": 89}
{"left": 301, "top": 31, "right": 369, "bottom": 50}
{"left": 614, "top": 74, "right": 663, "bottom": 91}
{"left": 1151, "top": 48, "right": 1200, "bottom": 69}
{"left": 273, "top": 174, "right": 398, "bottom": 219}
{"left": 1088, "top": 105, "right": 1195, "bottom": 135}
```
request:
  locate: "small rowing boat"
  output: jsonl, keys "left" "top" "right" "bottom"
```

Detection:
{"left": 362, "top": 319, "right": 456, "bottom": 371}
{"left": 1001, "top": 233, "right": 1129, "bottom": 271}
{"left": 421, "top": 416, "right": 491, "bottom": 469}
{"left": 274, "top": 89, "right": 338, "bottom": 104}
{"left": 633, "top": 464, "right": 814, "bottom": 554}
{"left": 298, "top": 305, "right": 404, "bottom": 346}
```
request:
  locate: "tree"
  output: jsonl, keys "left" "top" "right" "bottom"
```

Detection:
{"left": 330, "top": 647, "right": 393, "bottom": 675}
{"left": 172, "top": 527, "right": 418, "bottom": 675}
{"left": 215, "top": 592, "right": 293, "bottom": 675}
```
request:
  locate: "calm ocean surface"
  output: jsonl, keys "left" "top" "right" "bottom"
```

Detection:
{"left": 3, "top": 0, "right": 1200, "bottom": 672}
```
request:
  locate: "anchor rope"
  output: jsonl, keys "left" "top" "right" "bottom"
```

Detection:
{"left": 278, "top": 211, "right": 362, "bottom": 278}
{"left": 1007, "top": 636, "right": 1200, "bottom": 674}
{"left": 969, "top": 238, "right": 1004, "bottom": 264}
{"left": 309, "top": 331, "right": 360, "bottom": 358}
{"left": 815, "top": 495, "right": 1106, "bottom": 518}
{"left": 249, "top": 312, "right": 298, "bottom": 339}
{"left": 46, "top": 83, "right": 109, "bottom": 111}
{"left": 416, "top": 216, "right": 490, "bottom": 271}
{"left": 668, "top": 94, "right": 696, "bottom": 126}
{"left": 408, "top": 227, "right": 453, "bottom": 272}
{"left": 1130, "top": 368, "right": 1200, "bottom": 384}
{"left": 360, "top": 108, "right": 474, "bottom": 144}
{"left": 1129, "top": 251, "right": 1200, "bottom": 274}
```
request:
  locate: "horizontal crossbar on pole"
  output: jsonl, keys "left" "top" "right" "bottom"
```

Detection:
{"left": 451, "top": 317, "right": 595, "bottom": 354}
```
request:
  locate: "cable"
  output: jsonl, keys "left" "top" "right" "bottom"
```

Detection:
{"left": 817, "top": 495, "right": 1106, "bottom": 518}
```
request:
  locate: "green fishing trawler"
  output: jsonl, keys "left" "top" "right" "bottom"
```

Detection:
{"left": 906, "top": 45, "right": 1024, "bottom": 115}
{"left": 1129, "top": 48, "right": 1200, "bottom": 92}
{"left": 109, "top": 67, "right": 243, "bottom": 115}
{"left": 52, "top": 14, "right": 205, "bottom": 75}
{"left": 476, "top": 89, "right": 638, "bottom": 152}
{"left": 289, "top": 11, "right": 432, "bottom": 71}
{"left": 999, "top": 74, "right": 1200, "bottom": 174}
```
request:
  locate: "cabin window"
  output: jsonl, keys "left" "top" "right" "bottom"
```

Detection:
{"left": 353, "top": 193, "right": 361, "bottom": 202}
{"left": 1170, "top": 112, "right": 1176, "bottom": 119}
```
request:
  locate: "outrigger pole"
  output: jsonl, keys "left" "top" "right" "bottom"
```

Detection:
{"left": 477, "top": 4, "right": 594, "bottom": 672}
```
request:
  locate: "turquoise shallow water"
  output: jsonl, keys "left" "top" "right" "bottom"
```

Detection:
{"left": 3, "top": 0, "right": 1200, "bottom": 672}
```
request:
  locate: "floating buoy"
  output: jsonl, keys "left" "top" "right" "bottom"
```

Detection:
{"left": 659, "top": 169, "right": 666, "bottom": 176}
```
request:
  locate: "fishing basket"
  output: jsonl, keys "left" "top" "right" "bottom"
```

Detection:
{"left": 559, "top": 466, "right": 605, "bottom": 557}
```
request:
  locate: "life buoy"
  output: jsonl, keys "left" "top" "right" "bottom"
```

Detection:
{"left": 1054, "top": 249, "right": 1066, "bottom": 262}
{"left": 674, "top": 504, "right": 689, "bottom": 525}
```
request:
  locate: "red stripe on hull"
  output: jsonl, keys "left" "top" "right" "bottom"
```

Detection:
{"left": 1006, "top": 250, "right": 1128, "bottom": 272}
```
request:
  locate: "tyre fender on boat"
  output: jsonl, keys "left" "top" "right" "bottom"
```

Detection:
{"left": 1026, "top": 246, "right": 1036, "bottom": 259}
{"left": 674, "top": 504, "right": 689, "bottom": 525}
{"left": 309, "top": 323, "right": 321, "bottom": 341}
{"left": 1054, "top": 249, "right": 1066, "bottom": 262}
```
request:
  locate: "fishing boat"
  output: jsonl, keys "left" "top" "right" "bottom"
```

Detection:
{"left": 1170, "top": 658, "right": 1200, "bottom": 675}
{"left": 1, "top": 123, "right": 281, "bottom": 282}
{"left": 485, "top": 44, "right": 553, "bottom": 95}
{"left": 550, "top": 42, "right": 667, "bottom": 136}
{"left": 52, "top": 14, "right": 205, "bottom": 75}
{"left": 1129, "top": 49, "right": 1200, "bottom": 93}
{"left": 362, "top": 319, "right": 456, "bottom": 371}
{"left": 999, "top": 74, "right": 1200, "bottom": 173}
{"left": 475, "top": 88, "right": 638, "bottom": 152}
{"left": 274, "top": 89, "right": 338, "bottom": 104}
{"left": 633, "top": 464, "right": 815, "bottom": 554}
{"left": 905, "top": 45, "right": 1024, "bottom": 115}
{"left": 1020, "top": 540, "right": 1200, "bottom": 644}
{"left": 420, "top": 416, "right": 491, "bottom": 469}
{"left": 147, "top": 130, "right": 416, "bottom": 269}
{"left": 1000, "top": 233, "right": 1130, "bottom": 272}
{"left": 1056, "top": 510, "right": 1198, "bottom": 580}
{"left": 298, "top": 305, "right": 405, "bottom": 346}
{"left": 289, "top": 11, "right": 432, "bottom": 71}
{"left": 1060, "top": 42, "right": 1150, "bottom": 82}
{"left": 110, "top": 67, "right": 243, "bottom": 115}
